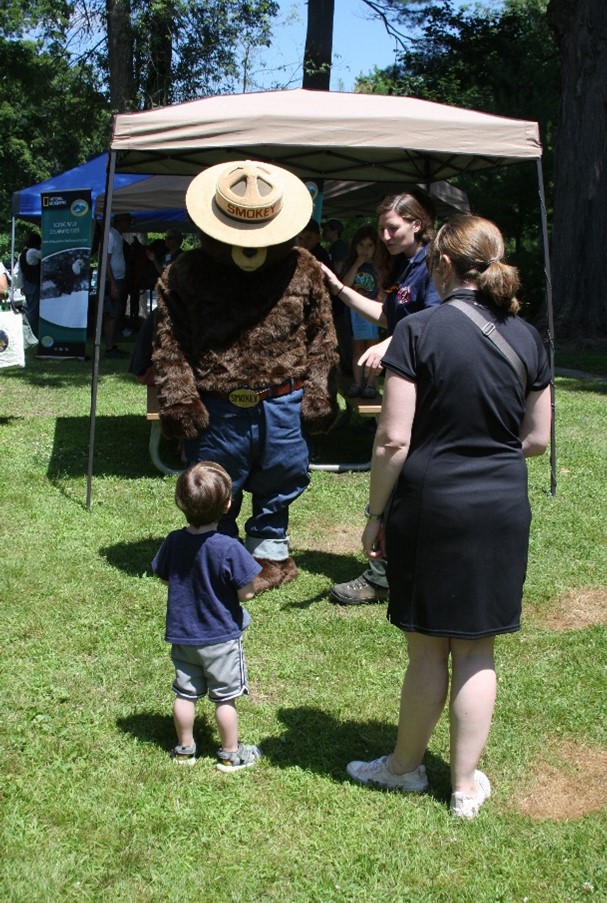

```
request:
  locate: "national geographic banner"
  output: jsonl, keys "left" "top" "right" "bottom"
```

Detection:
{"left": 39, "top": 189, "right": 92, "bottom": 359}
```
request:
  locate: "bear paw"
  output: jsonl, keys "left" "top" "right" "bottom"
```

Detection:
{"left": 252, "top": 557, "right": 298, "bottom": 594}
{"left": 160, "top": 401, "right": 209, "bottom": 439}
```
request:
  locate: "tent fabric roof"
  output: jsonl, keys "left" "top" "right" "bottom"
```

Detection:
{"left": 110, "top": 88, "right": 542, "bottom": 183}
{"left": 12, "top": 154, "right": 189, "bottom": 231}
{"left": 11, "top": 155, "right": 148, "bottom": 221}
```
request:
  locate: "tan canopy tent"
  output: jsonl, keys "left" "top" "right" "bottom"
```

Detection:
{"left": 108, "top": 88, "right": 542, "bottom": 179}
{"left": 88, "top": 88, "right": 554, "bottom": 506}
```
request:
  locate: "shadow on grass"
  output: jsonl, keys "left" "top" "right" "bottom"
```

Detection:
{"left": 259, "top": 705, "right": 450, "bottom": 800}
{"left": 101, "top": 536, "right": 163, "bottom": 576}
{"left": 116, "top": 705, "right": 450, "bottom": 799}
{"left": 116, "top": 711, "right": 216, "bottom": 756}
{"left": 100, "top": 540, "right": 364, "bottom": 589}
{"left": 0, "top": 415, "right": 24, "bottom": 425}
{"left": 1, "top": 353, "right": 94, "bottom": 389}
{"left": 49, "top": 415, "right": 182, "bottom": 479}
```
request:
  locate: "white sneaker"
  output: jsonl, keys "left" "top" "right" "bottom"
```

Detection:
{"left": 346, "top": 756, "right": 428, "bottom": 792}
{"left": 450, "top": 770, "right": 491, "bottom": 819}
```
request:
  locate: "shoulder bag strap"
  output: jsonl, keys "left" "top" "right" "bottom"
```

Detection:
{"left": 448, "top": 298, "right": 528, "bottom": 393}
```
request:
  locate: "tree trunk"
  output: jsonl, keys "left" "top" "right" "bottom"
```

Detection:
{"left": 547, "top": 0, "right": 607, "bottom": 336}
{"left": 107, "top": 0, "right": 135, "bottom": 112}
{"left": 303, "top": 0, "right": 335, "bottom": 90}
{"left": 143, "top": 1, "right": 174, "bottom": 108}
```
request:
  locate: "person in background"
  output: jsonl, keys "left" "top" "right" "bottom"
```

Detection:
{"left": 103, "top": 212, "right": 132, "bottom": 358}
{"left": 146, "top": 228, "right": 184, "bottom": 275}
{"left": 322, "top": 190, "right": 440, "bottom": 605}
{"left": 19, "top": 232, "right": 42, "bottom": 337}
{"left": 340, "top": 224, "right": 387, "bottom": 398}
{"left": 0, "top": 260, "right": 10, "bottom": 298}
{"left": 322, "top": 218, "right": 348, "bottom": 277}
{"left": 345, "top": 214, "right": 551, "bottom": 818}
{"left": 296, "top": 219, "right": 332, "bottom": 266}
{"left": 152, "top": 460, "right": 263, "bottom": 771}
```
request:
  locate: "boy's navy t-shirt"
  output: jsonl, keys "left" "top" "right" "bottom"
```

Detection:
{"left": 152, "top": 530, "right": 261, "bottom": 646}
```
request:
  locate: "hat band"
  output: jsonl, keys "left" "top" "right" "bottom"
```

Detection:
{"left": 215, "top": 194, "right": 283, "bottom": 225}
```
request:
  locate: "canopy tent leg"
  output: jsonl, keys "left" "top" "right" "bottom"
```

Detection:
{"left": 537, "top": 158, "right": 557, "bottom": 498}
{"left": 86, "top": 152, "right": 117, "bottom": 511}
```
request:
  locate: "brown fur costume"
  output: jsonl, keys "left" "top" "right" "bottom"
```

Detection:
{"left": 152, "top": 236, "right": 339, "bottom": 438}
{"left": 151, "top": 233, "right": 339, "bottom": 592}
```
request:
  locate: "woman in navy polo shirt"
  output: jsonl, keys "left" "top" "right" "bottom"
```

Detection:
{"left": 322, "top": 190, "right": 440, "bottom": 606}
{"left": 321, "top": 190, "right": 440, "bottom": 354}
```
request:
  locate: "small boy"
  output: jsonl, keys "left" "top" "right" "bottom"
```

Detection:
{"left": 152, "top": 461, "right": 263, "bottom": 771}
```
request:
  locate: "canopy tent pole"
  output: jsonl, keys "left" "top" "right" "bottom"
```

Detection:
{"left": 86, "top": 151, "right": 117, "bottom": 511}
{"left": 9, "top": 217, "right": 16, "bottom": 302}
{"left": 536, "top": 158, "right": 557, "bottom": 497}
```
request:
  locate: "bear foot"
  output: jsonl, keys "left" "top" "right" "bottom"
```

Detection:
{"left": 252, "top": 557, "right": 298, "bottom": 594}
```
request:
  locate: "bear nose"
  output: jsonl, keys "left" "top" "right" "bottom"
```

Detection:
{"left": 242, "top": 248, "right": 258, "bottom": 258}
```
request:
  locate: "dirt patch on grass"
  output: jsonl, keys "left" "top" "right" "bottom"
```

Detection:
{"left": 301, "top": 520, "right": 363, "bottom": 556}
{"left": 538, "top": 587, "right": 607, "bottom": 631}
{"left": 511, "top": 739, "right": 607, "bottom": 819}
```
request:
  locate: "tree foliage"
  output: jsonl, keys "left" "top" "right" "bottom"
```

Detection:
{"left": 1, "top": 0, "right": 280, "bottom": 108}
{"left": 356, "top": 0, "right": 559, "bottom": 318}
{"left": 0, "top": 35, "right": 110, "bottom": 247}
{"left": 0, "top": 0, "right": 279, "bottom": 255}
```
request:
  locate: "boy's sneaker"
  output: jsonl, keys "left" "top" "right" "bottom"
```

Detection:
{"left": 450, "top": 770, "right": 491, "bottom": 819}
{"left": 362, "top": 384, "right": 378, "bottom": 398}
{"left": 216, "top": 742, "right": 262, "bottom": 773}
{"left": 171, "top": 744, "right": 196, "bottom": 766}
{"left": 346, "top": 756, "right": 428, "bottom": 792}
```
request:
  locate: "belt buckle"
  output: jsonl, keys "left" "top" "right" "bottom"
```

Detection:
{"left": 228, "top": 387, "right": 261, "bottom": 408}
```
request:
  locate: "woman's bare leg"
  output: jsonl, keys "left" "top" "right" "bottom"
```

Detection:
{"left": 449, "top": 636, "right": 496, "bottom": 793}
{"left": 390, "top": 633, "right": 450, "bottom": 773}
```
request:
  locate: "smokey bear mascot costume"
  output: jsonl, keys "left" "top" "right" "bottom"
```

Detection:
{"left": 152, "top": 160, "right": 339, "bottom": 593}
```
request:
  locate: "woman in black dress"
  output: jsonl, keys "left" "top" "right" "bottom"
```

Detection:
{"left": 346, "top": 215, "right": 552, "bottom": 818}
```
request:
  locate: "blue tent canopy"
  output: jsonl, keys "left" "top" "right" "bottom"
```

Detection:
{"left": 11, "top": 153, "right": 189, "bottom": 232}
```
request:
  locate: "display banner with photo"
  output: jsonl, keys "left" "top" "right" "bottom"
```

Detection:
{"left": 39, "top": 189, "right": 92, "bottom": 359}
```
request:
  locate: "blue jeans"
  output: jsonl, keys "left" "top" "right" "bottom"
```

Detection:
{"left": 364, "top": 557, "right": 388, "bottom": 588}
{"left": 183, "top": 389, "right": 309, "bottom": 560}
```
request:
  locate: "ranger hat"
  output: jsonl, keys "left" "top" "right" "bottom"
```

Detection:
{"left": 186, "top": 160, "right": 313, "bottom": 248}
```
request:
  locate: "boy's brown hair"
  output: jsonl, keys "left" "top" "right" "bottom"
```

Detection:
{"left": 175, "top": 461, "right": 232, "bottom": 528}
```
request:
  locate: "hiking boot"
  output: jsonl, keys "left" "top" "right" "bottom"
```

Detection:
{"left": 347, "top": 756, "right": 428, "bottom": 792}
{"left": 450, "top": 770, "right": 491, "bottom": 819}
{"left": 170, "top": 744, "right": 196, "bottom": 766}
{"left": 330, "top": 575, "right": 388, "bottom": 606}
{"left": 216, "top": 742, "right": 262, "bottom": 773}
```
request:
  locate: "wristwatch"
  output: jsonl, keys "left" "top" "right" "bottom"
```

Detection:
{"left": 364, "top": 504, "right": 383, "bottom": 520}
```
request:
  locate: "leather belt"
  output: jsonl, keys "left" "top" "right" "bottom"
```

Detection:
{"left": 204, "top": 378, "right": 304, "bottom": 408}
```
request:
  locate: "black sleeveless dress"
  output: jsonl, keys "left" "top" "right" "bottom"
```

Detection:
{"left": 382, "top": 290, "right": 551, "bottom": 639}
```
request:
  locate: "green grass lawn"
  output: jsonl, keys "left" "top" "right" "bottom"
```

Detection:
{"left": 1, "top": 344, "right": 606, "bottom": 902}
